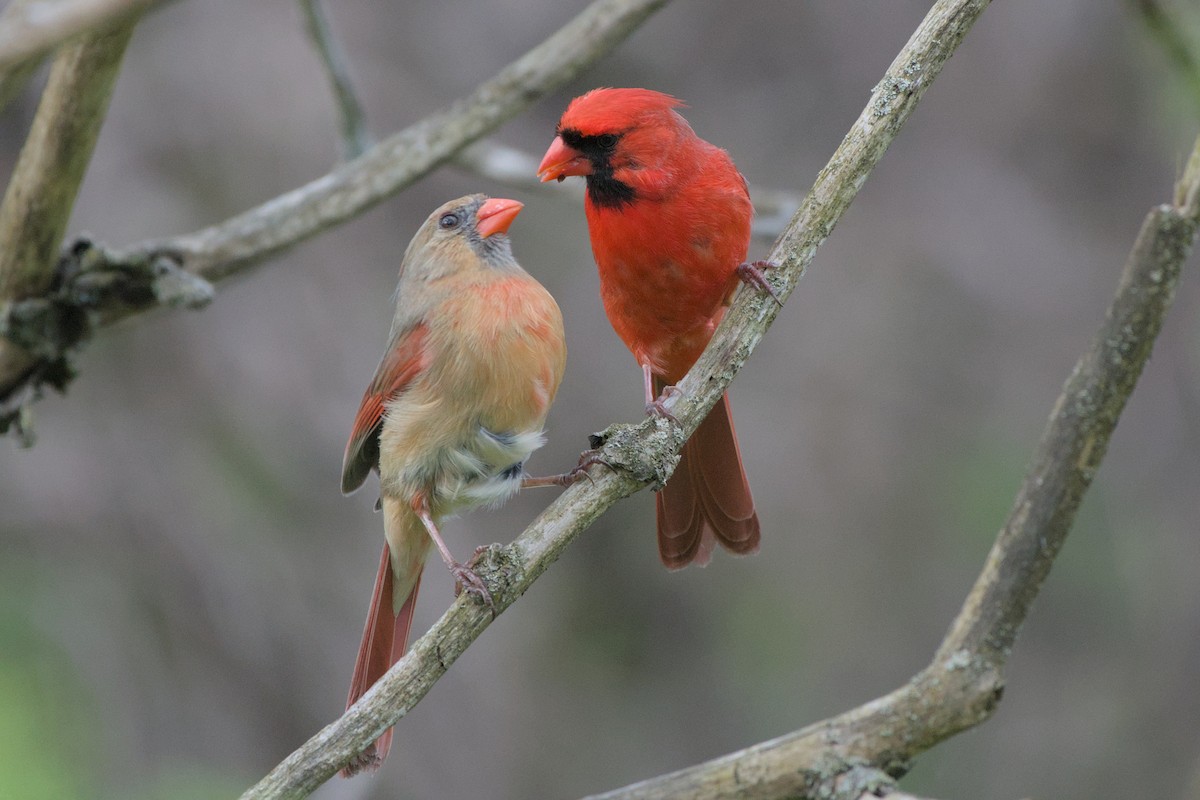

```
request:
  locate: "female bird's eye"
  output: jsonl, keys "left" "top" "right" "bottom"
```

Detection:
{"left": 438, "top": 213, "right": 460, "bottom": 230}
{"left": 596, "top": 133, "right": 619, "bottom": 150}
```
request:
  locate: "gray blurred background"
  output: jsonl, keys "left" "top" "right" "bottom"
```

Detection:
{"left": 2, "top": 1, "right": 1199, "bottom": 798}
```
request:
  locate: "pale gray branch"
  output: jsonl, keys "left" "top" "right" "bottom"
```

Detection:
{"left": 240, "top": 0, "right": 1000, "bottom": 797}
{"left": 0, "top": 0, "right": 165, "bottom": 72}
{"left": 0, "top": 21, "right": 138, "bottom": 442}
{"left": 298, "top": 0, "right": 372, "bottom": 159}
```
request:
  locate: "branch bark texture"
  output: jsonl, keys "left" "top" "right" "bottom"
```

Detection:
{"left": 0, "top": 21, "right": 136, "bottom": 438}
{"left": 240, "top": 0, "right": 999, "bottom": 796}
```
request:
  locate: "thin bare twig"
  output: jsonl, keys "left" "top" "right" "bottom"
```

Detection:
{"left": 239, "top": 0, "right": 996, "bottom": 796}
{"left": 0, "top": 21, "right": 139, "bottom": 443}
{"left": 297, "top": 0, "right": 372, "bottom": 159}
{"left": 0, "top": 0, "right": 165, "bottom": 72}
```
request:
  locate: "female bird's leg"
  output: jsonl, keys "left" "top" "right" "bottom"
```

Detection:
{"left": 411, "top": 493, "right": 495, "bottom": 611}
{"left": 521, "top": 450, "right": 612, "bottom": 488}
{"left": 643, "top": 362, "right": 681, "bottom": 421}
{"left": 736, "top": 260, "right": 783, "bottom": 306}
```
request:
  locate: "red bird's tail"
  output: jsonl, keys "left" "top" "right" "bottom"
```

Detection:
{"left": 655, "top": 388, "right": 760, "bottom": 568}
{"left": 340, "top": 544, "right": 422, "bottom": 777}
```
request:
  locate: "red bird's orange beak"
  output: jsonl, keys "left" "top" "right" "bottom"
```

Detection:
{"left": 537, "top": 136, "right": 592, "bottom": 183}
{"left": 476, "top": 197, "right": 524, "bottom": 238}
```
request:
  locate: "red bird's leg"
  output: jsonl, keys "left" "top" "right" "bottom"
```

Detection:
{"left": 521, "top": 450, "right": 611, "bottom": 488}
{"left": 412, "top": 494, "right": 495, "bottom": 612}
{"left": 737, "top": 260, "right": 783, "bottom": 307}
{"left": 643, "top": 363, "right": 680, "bottom": 422}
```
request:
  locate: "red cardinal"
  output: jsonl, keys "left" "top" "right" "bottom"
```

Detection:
{"left": 340, "top": 194, "right": 566, "bottom": 774}
{"left": 538, "top": 88, "right": 768, "bottom": 569}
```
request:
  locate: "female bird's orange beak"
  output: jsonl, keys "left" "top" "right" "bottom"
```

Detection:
{"left": 476, "top": 197, "right": 524, "bottom": 238}
{"left": 537, "top": 136, "right": 592, "bottom": 182}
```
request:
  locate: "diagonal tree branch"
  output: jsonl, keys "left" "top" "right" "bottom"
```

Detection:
{"left": 0, "top": 0, "right": 166, "bottom": 72}
{"left": 0, "top": 0, "right": 671, "bottom": 422}
{"left": 0, "top": 21, "right": 139, "bottom": 443}
{"left": 239, "top": 0, "right": 997, "bottom": 797}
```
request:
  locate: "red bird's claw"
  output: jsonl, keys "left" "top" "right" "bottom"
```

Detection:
{"left": 645, "top": 386, "right": 681, "bottom": 423}
{"left": 451, "top": 562, "right": 496, "bottom": 612}
{"left": 737, "top": 260, "right": 783, "bottom": 307}
{"left": 343, "top": 745, "right": 382, "bottom": 776}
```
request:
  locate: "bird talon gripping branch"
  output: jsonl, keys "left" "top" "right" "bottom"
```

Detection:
{"left": 736, "top": 259, "right": 784, "bottom": 306}
{"left": 451, "top": 562, "right": 496, "bottom": 612}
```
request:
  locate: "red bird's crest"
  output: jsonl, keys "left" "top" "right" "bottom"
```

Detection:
{"left": 558, "top": 87, "right": 686, "bottom": 134}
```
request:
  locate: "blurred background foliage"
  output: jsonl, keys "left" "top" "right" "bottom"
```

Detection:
{"left": 1, "top": 1, "right": 1199, "bottom": 798}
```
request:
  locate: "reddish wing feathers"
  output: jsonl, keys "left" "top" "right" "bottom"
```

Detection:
{"left": 340, "top": 545, "right": 422, "bottom": 777}
{"left": 341, "top": 323, "right": 429, "bottom": 494}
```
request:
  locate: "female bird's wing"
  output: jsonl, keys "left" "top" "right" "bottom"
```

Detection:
{"left": 341, "top": 323, "right": 429, "bottom": 495}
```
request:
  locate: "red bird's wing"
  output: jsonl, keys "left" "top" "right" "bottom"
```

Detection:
{"left": 341, "top": 323, "right": 429, "bottom": 494}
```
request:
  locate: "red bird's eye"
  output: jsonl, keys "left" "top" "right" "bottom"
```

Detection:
{"left": 597, "top": 133, "right": 619, "bottom": 150}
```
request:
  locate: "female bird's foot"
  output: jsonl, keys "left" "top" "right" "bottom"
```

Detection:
{"left": 737, "top": 260, "right": 783, "bottom": 306}
{"left": 520, "top": 449, "right": 611, "bottom": 488}
{"left": 450, "top": 561, "right": 495, "bottom": 612}
{"left": 646, "top": 385, "right": 682, "bottom": 422}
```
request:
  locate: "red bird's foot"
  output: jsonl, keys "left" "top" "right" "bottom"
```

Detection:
{"left": 341, "top": 744, "right": 382, "bottom": 777}
{"left": 450, "top": 561, "right": 496, "bottom": 612}
{"left": 737, "top": 260, "right": 783, "bottom": 307}
{"left": 646, "top": 385, "right": 682, "bottom": 422}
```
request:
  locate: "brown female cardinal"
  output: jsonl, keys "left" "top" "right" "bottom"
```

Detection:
{"left": 340, "top": 194, "right": 566, "bottom": 774}
{"left": 537, "top": 87, "right": 766, "bottom": 570}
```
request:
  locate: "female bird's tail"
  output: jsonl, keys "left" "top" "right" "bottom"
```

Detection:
{"left": 655, "top": 390, "right": 760, "bottom": 568}
{"left": 340, "top": 544, "right": 422, "bottom": 777}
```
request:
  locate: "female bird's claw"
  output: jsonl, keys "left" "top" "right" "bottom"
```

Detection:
{"left": 646, "top": 385, "right": 682, "bottom": 423}
{"left": 451, "top": 561, "right": 496, "bottom": 613}
{"left": 571, "top": 449, "right": 613, "bottom": 484}
{"left": 520, "top": 450, "right": 611, "bottom": 489}
{"left": 737, "top": 260, "right": 783, "bottom": 306}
